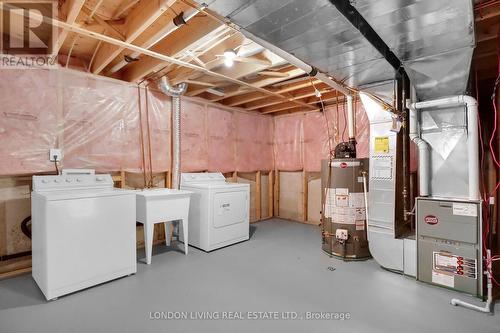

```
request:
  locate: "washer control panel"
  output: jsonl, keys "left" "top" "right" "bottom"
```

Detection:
{"left": 33, "top": 174, "right": 114, "bottom": 191}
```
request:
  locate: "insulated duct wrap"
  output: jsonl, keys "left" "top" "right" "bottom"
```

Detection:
{"left": 158, "top": 77, "right": 187, "bottom": 189}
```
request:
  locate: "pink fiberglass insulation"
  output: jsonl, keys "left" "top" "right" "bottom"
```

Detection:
{"left": 235, "top": 112, "right": 274, "bottom": 172}
{"left": 274, "top": 115, "right": 303, "bottom": 171}
{"left": 302, "top": 112, "right": 331, "bottom": 172}
{"left": 207, "top": 106, "right": 235, "bottom": 172}
{"left": 181, "top": 100, "right": 208, "bottom": 172}
{"left": 62, "top": 71, "right": 141, "bottom": 172}
{"left": 0, "top": 70, "right": 59, "bottom": 175}
{"left": 274, "top": 102, "right": 371, "bottom": 172}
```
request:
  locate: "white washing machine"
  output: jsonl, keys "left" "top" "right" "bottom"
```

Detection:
{"left": 31, "top": 174, "right": 137, "bottom": 300}
{"left": 180, "top": 173, "right": 249, "bottom": 251}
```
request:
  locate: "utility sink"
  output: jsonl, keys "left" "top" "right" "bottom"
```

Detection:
{"left": 136, "top": 188, "right": 193, "bottom": 224}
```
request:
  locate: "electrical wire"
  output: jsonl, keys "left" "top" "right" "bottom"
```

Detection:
{"left": 54, "top": 160, "right": 59, "bottom": 175}
{"left": 341, "top": 97, "right": 347, "bottom": 142}
{"left": 477, "top": 52, "right": 500, "bottom": 286}
{"left": 309, "top": 77, "right": 334, "bottom": 157}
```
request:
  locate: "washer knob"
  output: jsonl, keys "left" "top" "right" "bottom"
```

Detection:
{"left": 65, "top": 178, "right": 72, "bottom": 183}
{"left": 41, "top": 179, "right": 49, "bottom": 183}
{"left": 76, "top": 178, "right": 83, "bottom": 182}
{"left": 96, "top": 177, "right": 105, "bottom": 182}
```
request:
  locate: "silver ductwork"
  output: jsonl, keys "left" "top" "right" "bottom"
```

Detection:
{"left": 158, "top": 76, "right": 188, "bottom": 189}
{"left": 197, "top": 0, "right": 475, "bottom": 99}
{"left": 409, "top": 95, "right": 480, "bottom": 201}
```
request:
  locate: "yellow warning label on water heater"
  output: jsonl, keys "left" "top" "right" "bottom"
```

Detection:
{"left": 374, "top": 136, "right": 389, "bottom": 153}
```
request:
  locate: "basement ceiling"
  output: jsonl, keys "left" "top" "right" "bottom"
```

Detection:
{"left": 197, "top": 0, "right": 476, "bottom": 100}
{"left": 41, "top": 0, "right": 496, "bottom": 113}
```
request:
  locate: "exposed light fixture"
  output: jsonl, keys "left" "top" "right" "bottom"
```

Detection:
{"left": 223, "top": 49, "right": 236, "bottom": 67}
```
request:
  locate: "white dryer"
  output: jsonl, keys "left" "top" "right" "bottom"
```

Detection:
{"left": 180, "top": 173, "right": 249, "bottom": 251}
{"left": 31, "top": 174, "right": 137, "bottom": 300}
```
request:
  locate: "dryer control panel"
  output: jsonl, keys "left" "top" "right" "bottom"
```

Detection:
{"left": 180, "top": 172, "right": 226, "bottom": 186}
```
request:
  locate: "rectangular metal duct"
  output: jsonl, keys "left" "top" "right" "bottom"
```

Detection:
{"left": 353, "top": 0, "right": 475, "bottom": 100}
{"left": 197, "top": 0, "right": 475, "bottom": 99}
{"left": 197, "top": 0, "right": 395, "bottom": 87}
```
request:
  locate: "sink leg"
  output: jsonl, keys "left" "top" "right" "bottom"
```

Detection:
{"left": 144, "top": 222, "right": 154, "bottom": 265}
{"left": 181, "top": 218, "right": 188, "bottom": 255}
{"left": 164, "top": 222, "right": 171, "bottom": 246}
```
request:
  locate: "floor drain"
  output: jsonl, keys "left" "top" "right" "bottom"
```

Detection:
{"left": 327, "top": 266, "right": 336, "bottom": 272}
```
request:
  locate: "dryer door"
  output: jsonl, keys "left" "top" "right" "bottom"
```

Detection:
{"left": 212, "top": 189, "right": 248, "bottom": 228}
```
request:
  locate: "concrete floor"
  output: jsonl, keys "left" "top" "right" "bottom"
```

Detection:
{"left": 0, "top": 218, "right": 499, "bottom": 332}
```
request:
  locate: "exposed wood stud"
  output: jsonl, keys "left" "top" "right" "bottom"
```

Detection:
{"left": 256, "top": 171, "right": 261, "bottom": 220}
{"left": 302, "top": 171, "right": 308, "bottom": 222}
{"left": 268, "top": 170, "right": 274, "bottom": 217}
{"left": 274, "top": 170, "right": 280, "bottom": 217}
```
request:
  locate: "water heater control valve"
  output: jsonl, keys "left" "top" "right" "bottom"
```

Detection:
{"left": 335, "top": 229, "right": 349, "bottom": 242}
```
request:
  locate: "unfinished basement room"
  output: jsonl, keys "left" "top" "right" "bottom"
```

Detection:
{"left": 1, "top": 0, "right": 500, "bottom": 332}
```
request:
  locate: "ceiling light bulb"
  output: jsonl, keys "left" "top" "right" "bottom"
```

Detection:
{"left": 315, "top": 89, "right": 322, "bottom": 97}
{"left": 223, "top": 49, "right": 236, "bottom": 67}
{"left": 224, "top": 58, "right": 234, "bottom": 67}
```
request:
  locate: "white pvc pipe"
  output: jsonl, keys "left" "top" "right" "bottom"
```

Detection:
{"left": 451, "top": 249, "right": 493, "bottom": 313}
{"left": 409, "top": 95, "right": 480, "bottom": 200}
{"left": 407, "top": 92, "right": 430, "bottom": 197}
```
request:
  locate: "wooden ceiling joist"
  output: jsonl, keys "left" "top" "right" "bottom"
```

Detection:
{"left": 31, "top": 10, "right": 317, "bottom": 110}
{"left": 121, "top": 14, "right": 223, "bottom": 82}
{"left": 208, "top": 67, "right": 307, "bottom": 103}
{"left": 53, "top": 0, "right": 86, "bottom": 55}
{"left": 90, "top": 0, "right": 176, "bottom": 74}
{"left": 221, "top": 77, "right": 320, "bottom": 107}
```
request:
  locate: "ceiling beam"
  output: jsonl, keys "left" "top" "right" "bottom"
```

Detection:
{"left": 208, "top": 67, "right": 306, "bottom": 102}
{"left": 475, "top": 4, "right": 500, "bottom": 22}
{"left": 19, "top": 8, "right": 316, "bottom": 110}
{"left": 112, "top": 0, "right": 140, "bottom": 20}
{"left": 80, "top": 6, "right": 125, "bottom": 40}
{"left": 90, "top": 0, "right": 176, "bottom": 74}
{"left": 246, "top": 84, "right": 332, "bottom": 110}
{"left": 221, "top": 77, "right": 319, "bottom": 106}
{"left": 257, "top": 71, "right": 290, "bottom": 78}
{"left": 53, "top": 0, "right": 86, "bottom": 55}
{"left": 260, "top": 90, "right": 342, "bottom": 114}
{"left": 159, "top": 30, "right": 242, "bottom": 84}
{"left": 185, "top": 50, "right": 286, "bottom": 97}
{"left": 122, "top": 14, "right": 222, "bottom": 82}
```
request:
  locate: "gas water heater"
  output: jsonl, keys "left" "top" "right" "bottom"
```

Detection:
{"left": 321, "top": 158, "right": 370, "bottom": 260}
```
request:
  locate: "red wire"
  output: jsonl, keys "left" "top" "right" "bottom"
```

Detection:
{"left": 490, "top": 101, "right": 500, "bottom": 168}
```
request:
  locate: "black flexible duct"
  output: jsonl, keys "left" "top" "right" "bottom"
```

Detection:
{"left": 21, "top": 216, "right": 31, "bottom": 239}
